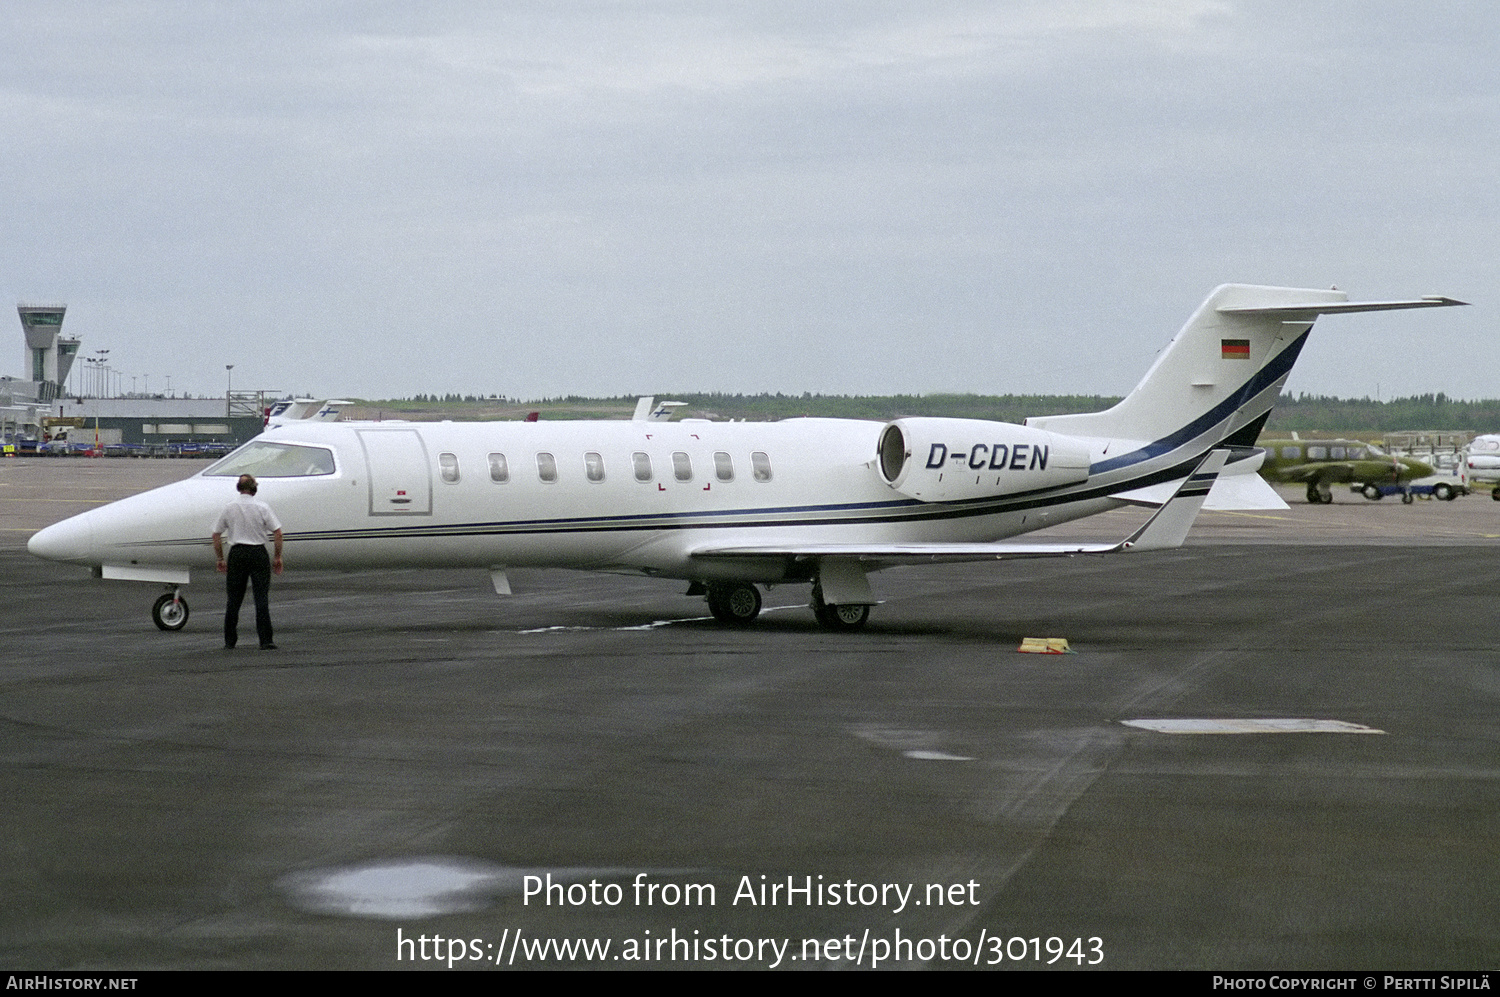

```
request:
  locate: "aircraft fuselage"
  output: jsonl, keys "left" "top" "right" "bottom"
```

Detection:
{"left": 30, "top": 418, "right": 1121, "bottom": 585}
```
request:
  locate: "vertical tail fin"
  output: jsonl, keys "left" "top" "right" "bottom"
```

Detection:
{"left": 1026, "top": 285, "right": 1463, "bottom": 452}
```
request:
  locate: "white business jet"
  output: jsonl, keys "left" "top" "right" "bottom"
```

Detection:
{"left": 29, "top": 284, "right": 1463, "bottom": 632}
{"left": 265, "top": 398, "right": 351, "bottom": 428}
{"left": 1466, "top": 434, "right": 1500, "bottom": 499}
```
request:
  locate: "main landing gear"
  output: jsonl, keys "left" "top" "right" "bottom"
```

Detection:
{"left": 705, "top": 582, "right": 762, "bottom": 626}
{"left": 1305, "top": 482, "right": 1334, "bottom": 504}
{"left": 696, "top": 580, "right": 873, "bottom": 631}
{"left": 152, "top": 589, "right": 189, "bottom": 631}
{"left": 811, "top": 582, "right": 870, "bottom": 632}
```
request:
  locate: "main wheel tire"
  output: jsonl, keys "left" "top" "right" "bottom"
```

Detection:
{"left": 151, "top": 593, "right": 189, "bottom": 631}
{"left": 706, "top": 582, "right": 761, "bottom": 625}
{"left": 1434, "top": 482, "right": 1454, "bottom": 501}
{"left": 1401, "top": 491, "right": 1414, "bottom": 504}
{"left": 813, "top": 601, "right": 871, "bottom": 631}
{"left": 1362, "top": 483, "right": 1382, "bottom": 500}
{"left": 1492, "top": 486, "right": 1500, "bottom": 501}
{"left": 810, "top": 584, "right": 870, "bottom": 631}
{"left": 1306, "top": 484, "right": 1322, "bottom": 504}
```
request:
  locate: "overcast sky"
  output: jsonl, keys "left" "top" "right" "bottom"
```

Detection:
{"left": 3, "top": 1, "right": 1493, "bottom": 402}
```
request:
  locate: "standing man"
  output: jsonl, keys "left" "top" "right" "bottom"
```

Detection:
{"left": 212, "top": 473, "right": 283, "bottom": 650}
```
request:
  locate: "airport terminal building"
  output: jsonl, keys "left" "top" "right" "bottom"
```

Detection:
{"left": 5, "top": 304, "right": 263, "bottom": 452}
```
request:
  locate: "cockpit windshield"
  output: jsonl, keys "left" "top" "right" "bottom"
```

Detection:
{"left": 203, "top": 441, "right": 336, "bottom": 477}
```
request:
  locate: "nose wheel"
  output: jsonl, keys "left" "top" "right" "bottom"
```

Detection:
{"left": 152, "top": 590, "right": 190, "bottom": 631}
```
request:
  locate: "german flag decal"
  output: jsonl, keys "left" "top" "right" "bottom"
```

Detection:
{"left": 1221, "top": 338, "right": 1251, "bottom": 359}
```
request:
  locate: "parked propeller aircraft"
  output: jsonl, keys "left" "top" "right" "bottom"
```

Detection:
{"left": 1258, "top": 437, "right": 1436, "bottom": 504}
{"left": 28, "top": 284, "right": 1463, "bottom": 631}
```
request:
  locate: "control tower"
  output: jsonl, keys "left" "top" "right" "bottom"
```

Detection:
{"left": 18, "top": 304, "right": 78, "bottom": 401}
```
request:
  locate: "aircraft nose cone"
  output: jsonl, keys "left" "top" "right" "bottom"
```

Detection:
{"left": 28, "top": 514, "right": 95, "bottom": 565}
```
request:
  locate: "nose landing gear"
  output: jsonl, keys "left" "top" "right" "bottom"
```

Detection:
{"left": 151, "top": 589, "right": 189, "bottom": 631}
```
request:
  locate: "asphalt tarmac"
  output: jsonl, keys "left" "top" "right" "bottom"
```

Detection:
{"left": 2, "top": 458, "right": 1497, "bottom": 970}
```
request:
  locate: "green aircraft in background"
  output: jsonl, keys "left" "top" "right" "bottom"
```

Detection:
{"left": 1258, "top": 438, "right": 1434, "bottom": 504}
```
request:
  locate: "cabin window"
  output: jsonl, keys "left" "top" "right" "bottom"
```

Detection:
{"left": 488, "top": 453, "right": 509, "bottom": 482}
{"left": 632, "top": 452, "right": 653, "bottom": 482}
{"left": 714, "top": 451, "right": 734, "bottom": 482}
{"left": 585, "top": 452, "right": 605, "bottom": 482}
{"left": 439, "top": 452, "right": 460, "bottom": 483}
{"left": 1280, "top": 446, "right": 1301, "bottom": 459}
{"left": 1330, "top": 447, "right": 1346, "bottom": 459}
{"left": 536, "top": 452, "right": 558, "bottom": 482}
{"left": 204, "top": 441, "right": 336, "bottom": 477}
{"left": 1308, "top": 446, "right": 1328, "bottom": 460}
{"left": 672, "top": 452, "right": 692, "bottom": 481}
{"left": 751, "top": 451, "right": 772, "bottom": 482}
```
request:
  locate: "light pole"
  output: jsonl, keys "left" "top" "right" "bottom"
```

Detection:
{"left": 226, "top": 365, "right": 235, "bottom": 417}
{"left": 92, "top": 350, "right": 110, "bottom": 398}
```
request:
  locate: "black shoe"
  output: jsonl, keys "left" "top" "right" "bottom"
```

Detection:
{"left": 260, "top": 643, "right": 278, "bottom": 650}
{"left": 224, "top": 643, "right": 236, "bottom": 650}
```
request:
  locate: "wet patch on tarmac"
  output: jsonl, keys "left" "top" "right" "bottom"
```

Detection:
{"left": 279, "top": 858, "right": 634, "bottom": 919}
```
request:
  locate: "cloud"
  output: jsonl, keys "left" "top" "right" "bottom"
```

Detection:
{"left": 0, "top": 2, "right": 1491, "bottom": 400}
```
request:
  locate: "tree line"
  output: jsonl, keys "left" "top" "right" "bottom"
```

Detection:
{"left": 374, "top": 391, "right": 1500, "bottom": 433}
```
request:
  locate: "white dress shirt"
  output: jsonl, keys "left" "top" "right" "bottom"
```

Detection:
{"left": 213, "top": 493, "right": 282, "bottom": 547}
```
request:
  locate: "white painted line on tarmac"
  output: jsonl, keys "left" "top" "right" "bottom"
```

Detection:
{"left": 514, "top": 604, "right": 805, "bottom": 633}
{"left": 1121, "top": 718, "right": 1385, "bottom": 734}
{"left": 903, "top": 749, "right": 976, "bottom": 761}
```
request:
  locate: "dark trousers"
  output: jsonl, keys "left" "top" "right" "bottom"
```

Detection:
{"left": 225, "top": 544, "right": 273, "bottom": 647}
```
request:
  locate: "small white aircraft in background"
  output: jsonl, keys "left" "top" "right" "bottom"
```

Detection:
{"left": 29, "top": 284, "right": 1463, "bottom": 631}
{"left": 1466, "top": 434, "right": 1500, "bottom": 500}
{"left": 265, "top": 398, "right": 351, "bottom": 428}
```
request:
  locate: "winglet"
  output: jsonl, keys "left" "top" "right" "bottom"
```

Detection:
{"left": 1123, "top": 449, "right": 1230, "bottom": 551}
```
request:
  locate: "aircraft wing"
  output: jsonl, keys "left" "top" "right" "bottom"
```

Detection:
{"left": 1274, "top": 462, "right": 1356, "bottom": 484}
{"left": 691, "top": 450, "right": 1229, "bottom": 567}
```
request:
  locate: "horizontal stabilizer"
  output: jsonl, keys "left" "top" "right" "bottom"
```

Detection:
{"left": 1217, "top": 296, "right": 1466, "bottom": 316}
{"left": 691, "top": 450, "right": 1230, "bottom": 566}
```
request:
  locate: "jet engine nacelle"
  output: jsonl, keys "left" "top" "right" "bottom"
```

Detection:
{"left": 876, "top": 418, "right": 1091, "bottom": 502}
